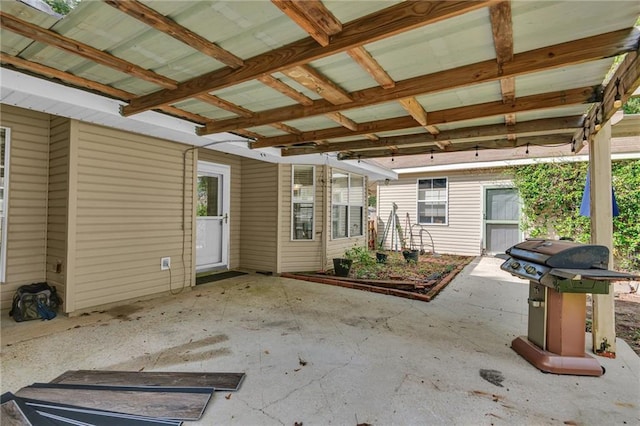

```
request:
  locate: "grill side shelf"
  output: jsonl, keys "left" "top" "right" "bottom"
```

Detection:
{"left": 549, "top": 268, "right": 639, "bottom": 281}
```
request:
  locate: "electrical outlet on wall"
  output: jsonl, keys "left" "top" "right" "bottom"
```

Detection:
{"left": 161, "top": 257, "right": 171, "bottom": 270}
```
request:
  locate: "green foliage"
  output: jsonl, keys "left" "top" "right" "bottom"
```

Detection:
{"left": 343, "top": 245, "right": 376, "bottom": 267}
{"left": 512, "top": 160, "right": 640, "bottom": 271}
{"left": 368, "top": 195, "right": 377, "bottom": 207}
{"left": 623, "top": 97, "right": 640, "bottom": 114}
{"left": 43, "top": 0, "right": 79, "bottom": 15}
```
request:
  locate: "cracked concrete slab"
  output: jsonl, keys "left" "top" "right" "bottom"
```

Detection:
{"left": 2, "top": 257, "right": 639, "bottom": 425}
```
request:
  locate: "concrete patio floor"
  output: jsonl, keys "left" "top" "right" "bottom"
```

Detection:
{"left": 1, "top": 257, "right": 639, "bottom": 425}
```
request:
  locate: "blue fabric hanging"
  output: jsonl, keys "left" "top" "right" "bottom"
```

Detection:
{"left": 579, "top": 168, "right": 619, "bottom": 217}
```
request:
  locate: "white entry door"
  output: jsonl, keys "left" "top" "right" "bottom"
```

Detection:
{"left": 196, "top": 161, "right": 230, "bottom": 271}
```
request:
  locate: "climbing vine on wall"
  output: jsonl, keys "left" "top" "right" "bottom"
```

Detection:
{"left": 511, "top": 160, "right": 640, "bottom": 271}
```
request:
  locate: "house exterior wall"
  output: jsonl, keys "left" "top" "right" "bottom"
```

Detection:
{"left": 197, "top": 149, "right": 242, "bottom": 270}
{"left": 0, "top": 105, "right": 50, "bottom": 311}
{"left": 68, "top": 121, "right": 195, "bottom": 312}
{"left": 46, "top": 116, "right": 70, "bottom": 302}
{"left": 279, "top": 164, "right": 325, "bottom": 273}
{"left": 377, "top": 169, "right": 514, "bottom": 256}
{"left": 239, "top": 158, "right": 278, "bottom": 273}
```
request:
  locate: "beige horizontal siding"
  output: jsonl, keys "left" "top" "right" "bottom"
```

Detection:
{"left": 69, "top": 122, "right": 194, "bottom": 311}
{"left": 239, "top": 158, "right": 277, "bottom": 272}
{"left": 378, "top": 169, "right": 514, "bottom": 256}
{"left": 0, "top": 105, "right": 50, "bottom": 311}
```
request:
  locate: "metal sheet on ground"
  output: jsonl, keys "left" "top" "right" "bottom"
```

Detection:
{"left": 15, "top": 384, "right": 212, "bottom": 421}
{"left": 50, "top": 370, "right": 245, "bottom": 392}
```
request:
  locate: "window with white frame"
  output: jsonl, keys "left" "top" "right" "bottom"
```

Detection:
{"left": 292, "top": 165, "right": 315, "bottom": 240}
{"left": 417, "top": 178, "right": 448, "bottom": 225}
{"left": 332, "top": 171, "right": 364, "bottom": 239}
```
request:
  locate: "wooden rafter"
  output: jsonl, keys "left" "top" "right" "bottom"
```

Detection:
{"left": 0, "top": 53, "right": 209, "bottom": 125}
{"left": 346, "top": 46, "right": 395, "bottom": 89}
{"left": 281, "top": 65, "right": 352, "bottom": 104}
{"left": 103, "top": 0, "right": 244, "bottom": 68}
{"left": 489, "top": 1, "right": 514, "bottom": 68}
{"left": 0, "top": 11, "right": 176, "bottom": 89}
{"left": 398, "top": 97, "right": 440, "bottom": 135}
{"left": 122, "top": 1, "right": 496, "bottom": 116}
{"left": 251, "top": 86, "right": 596, "bottom": 148}
{"left": 257, "top": 75, "right": 315, "bottom": 106}
{"left": 280, "top": 115, "right": 583, "bottom": 156}
{"left": 337, "top": 134, "right": 571, "bottom": 160}
{"left": 197, "top": 28, "right": 638, "bottom": 135}
{"left": 271, "top": 0, "right": 342, "bottom": 47}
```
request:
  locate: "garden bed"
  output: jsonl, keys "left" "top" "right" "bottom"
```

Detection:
{"left": 283, "top": 252, "right": 474, "bottom": 302}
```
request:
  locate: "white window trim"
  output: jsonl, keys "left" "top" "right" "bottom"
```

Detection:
{"left": 416, "top": 177, "right": 449, "bottom": 226}
{"left": 291, "top": 165, "right": 315, "bottom": 241}
{"left": 1, "top": 127, "right": 10, "bottom": 283}
{"left": 331, "top": 171, "right": 365, "bottom": 239}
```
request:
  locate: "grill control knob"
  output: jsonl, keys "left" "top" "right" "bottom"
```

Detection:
{"left": 524, "top": 265, "right": 536, "bottom": 274}
{"left": 510, "top": 261, "right": 520, "bottom": 269}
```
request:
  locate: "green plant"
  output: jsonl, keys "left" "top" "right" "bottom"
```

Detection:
{"left": 343, "top": 245, "right": 376, "bottom": 267}
{"left": 511, "top": 160, "right": 640, "bottom": 272}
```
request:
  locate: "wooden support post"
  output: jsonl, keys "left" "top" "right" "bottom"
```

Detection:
{"left": 588, "top": 121, "right": 616, "bottom": 356}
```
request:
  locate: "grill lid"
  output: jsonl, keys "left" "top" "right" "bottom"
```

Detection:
{"left": 506, "top": 239, "right": 609, "bottom": 269}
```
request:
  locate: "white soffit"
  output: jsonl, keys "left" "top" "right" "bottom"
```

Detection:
{"left": 0, "top": 69, "right": 395, "bottom": 180}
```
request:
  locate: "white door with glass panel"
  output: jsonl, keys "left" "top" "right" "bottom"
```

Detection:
{"left": 484, "top": 187, "right": 521, "bottom": 254}
{"left": 196, "top": 162, "right": 230, "bottom": 271}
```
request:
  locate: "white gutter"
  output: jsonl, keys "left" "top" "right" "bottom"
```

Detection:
{"left": 0, "top": 68, "right": 395, "bottom": 181}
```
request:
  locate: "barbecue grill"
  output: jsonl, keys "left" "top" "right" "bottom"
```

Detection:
{"left": 500, "top": 239, "right": 636, "bottom": 376}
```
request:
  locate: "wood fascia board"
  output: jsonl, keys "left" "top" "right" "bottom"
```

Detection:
{"left": 576, "top": 47, "right": 640, "bottom": 150}
{"left": 122, "top": 0, "right": 496, "bottom": 115}
{"left": 0, "top": 11, "right": 177, "bottom": 89}
{"left": 337, "top": 134, "right": 570, "bottom": 160}
{"left": 252, "top": 87, "right": 596, "bottom": 148}
{"left": 198, "top": 28, "right": 638, "bottom": 134}
{"left": 347, "top": 46, "right": 396, "bottom": 89}
{"left": 281, "top": 115, "right": 583, "bottom": 156}
{"left": 271, "top": 0, "right": 342, "bottom": 47}
{"left": 103, "top": 0, "right": 243, "bottom": 68}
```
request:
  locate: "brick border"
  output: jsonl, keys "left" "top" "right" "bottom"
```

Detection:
{"left": 282, "top": 258, "right": 472, "bottom": 303}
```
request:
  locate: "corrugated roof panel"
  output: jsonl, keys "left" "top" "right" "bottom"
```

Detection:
{"left": 414, "top": 81, "right": 503, "bottom": 112}
{"left": 214, "top": 80, "right": 298, "bottom": 112}
{"left": 280, "top": 115, "right": 343, "bottom": 133}
{"left": 308, "top": 52, "right": 385, "bottom": 93}
{"left": 516, "top": 105, "right": 591, "bottom": 123}
{"left": 171, "top": 99, "right": 237, "bottom": 121}
{"left": 323, "top": 0, "right": 403, "bottom": 23}
{"left": 364, "top": 8, "right": 495, "bottom": 82}
{"left": 245, "top": 125, "right": 286, "bottom": 138}
{"left": 516, "top": 59, "right": 614, "bottom": 98}
{"left": 1, "top": 0, "right": 60, "bottom": 26}
{"left": 436, "top": 116, "right": 504, "bottom": 132}
{"left": 0, "top": 30, "right": 37, "bottom": 56}
{"left": 339, "top": 102, "right": 409, "bottom": 123}
{"left": 512, "top": 1, "right": 640, "bottom": 53}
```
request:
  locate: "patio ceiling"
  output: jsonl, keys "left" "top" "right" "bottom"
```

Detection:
{"left": 1, "top": 0, "right": 639, "bottom": 161}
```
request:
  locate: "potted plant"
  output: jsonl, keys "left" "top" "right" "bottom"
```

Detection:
{"left": 333, "top": 244, "right": 374, "bottom": 277}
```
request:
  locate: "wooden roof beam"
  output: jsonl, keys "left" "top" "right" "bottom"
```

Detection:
{"left": 281, "top": 65, "right": 352, "bottom": 104}
{"left": 103, "top": 0, "right": 243, "bottom": 68}
{"left": 251, "top": 86, "right": 596, "bottom": 148}
{"left": 122, "top": 1, "right": 497, "bottom": 116}
{"left": 337, "top": 134, "right": 571, "bottom": 160}
{"left": 347, "top": 46, "right": 395, "bottom": 89}
{"left": 280, "top": 115, "right": 583, "bottom": 156}
{"left": 198, "top": 28, "right": 639, "bottom": 134}
{"left": 398, "top": 97, "right": 440, "bottom": 135}
{"left": 0, "top": 11, "right": 176, "bottom": 89}
{"left": 271, "top": 0, "right": 342, "bottom": 47}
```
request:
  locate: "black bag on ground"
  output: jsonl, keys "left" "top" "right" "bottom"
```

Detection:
{"left": 9, "top": 282, "right": 62, "bottom": 322}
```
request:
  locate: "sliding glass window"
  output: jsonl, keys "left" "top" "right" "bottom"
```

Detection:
{"left": 292, "top": 165, "right": 315, "bottom": 240}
